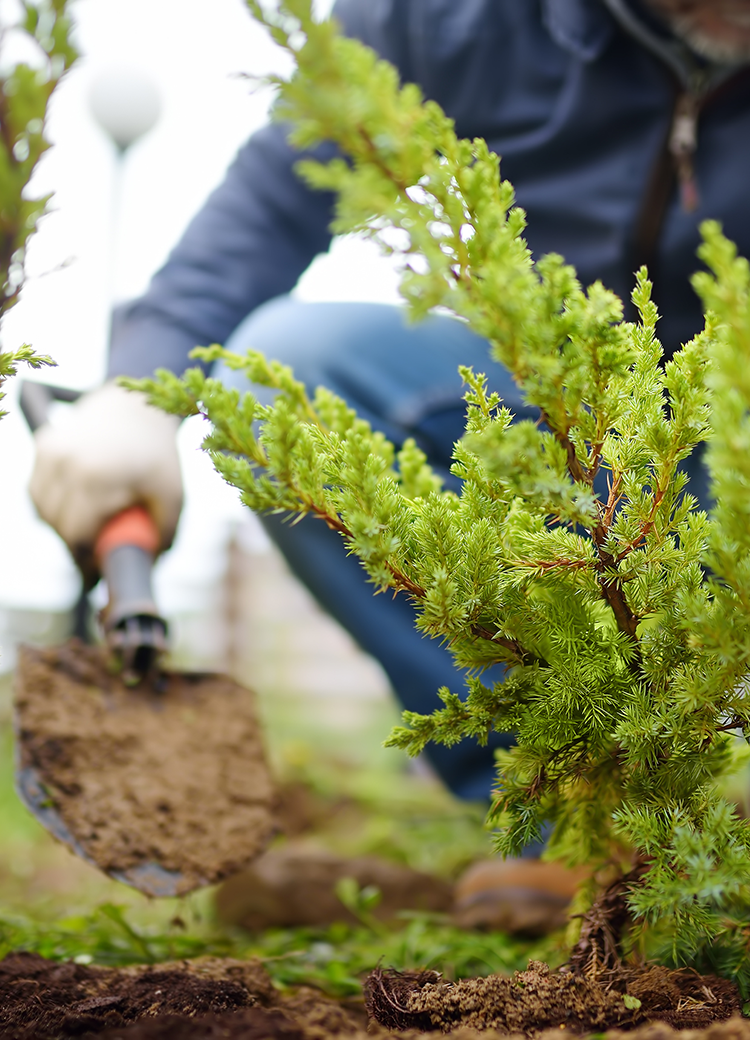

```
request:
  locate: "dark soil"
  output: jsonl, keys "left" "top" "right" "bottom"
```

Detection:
{"left": 0, "top": 951, "right": 364, "bottom": 1040}
{"left": 14, "top": 642, "right": 277, "bottom": 896}
{"left": 0, "top": 952, "right": 267, "bottom": 1039}
{"left": 1, "top": 952, "right": 744, "bottom": 1040}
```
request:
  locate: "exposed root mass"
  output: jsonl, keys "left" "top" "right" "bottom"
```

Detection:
{"left": 365, "top": 961, "right": 741, "bottom": 1035}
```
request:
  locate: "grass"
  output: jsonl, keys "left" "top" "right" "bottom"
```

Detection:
{"left": 0, "top": 666, "right": 561, "bottom": 995}
{"left": 0, "top": 903, "right": 561, "bottom": 995}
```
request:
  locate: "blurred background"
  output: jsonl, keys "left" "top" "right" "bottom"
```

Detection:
{"left": 0, "top": 0, "right": 495, "bottom": 930}
{"left": 0, "top": 0, "right": 403, "bottom": 691}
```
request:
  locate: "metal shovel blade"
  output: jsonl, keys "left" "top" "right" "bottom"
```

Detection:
{"left": 16, "top": 761, "right": 185, "bottom": 896}
{"left": 14, "top": 641, "right": 277, "bottom": 898}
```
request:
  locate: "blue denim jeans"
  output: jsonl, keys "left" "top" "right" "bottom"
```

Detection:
{"left": 215, "top": 295, "right": 710, "bottom": 811}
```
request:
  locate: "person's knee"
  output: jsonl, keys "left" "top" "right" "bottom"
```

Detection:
{"left": 220, "top": 296, "right": 319, "bottom": 385}
{"left": 221, "top": 297, "right": 407, "bottom": 392}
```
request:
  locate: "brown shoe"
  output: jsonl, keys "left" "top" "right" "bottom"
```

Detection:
{"left": 215, "top": 842, "right": 453, "bottom": 931}
{"left": 453, "top": 858, "right": 588, "bottom": 936}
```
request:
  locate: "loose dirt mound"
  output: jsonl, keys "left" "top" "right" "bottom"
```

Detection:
{"left": 94, "top": 1007, "right": 316, "bottom": 1039}
{"left": 0, "top": 951, "right": 371, "bottom": 1040}
{"left": 14, "top": 642, "right": 277, "bottom": 896}
{"left": 216, "top": 843, "right": 453, "bottom": 929}
{"left": 1, "top": 953, "right": 745, "bottom": 1040}
{"left": 364, "top": 961, "right": 742, "bottom": 1034}
{"left": 0, "top": 952, "right": 276, "bottom": 1038}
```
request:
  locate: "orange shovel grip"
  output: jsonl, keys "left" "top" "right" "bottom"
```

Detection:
{"left": 94, "top": 506, "right": 160, "bottom": 563}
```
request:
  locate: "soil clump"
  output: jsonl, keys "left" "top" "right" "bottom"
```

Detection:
{"left": 14, "top": 642, "right": 276, "bottom": 895}
{"left": 364, "top": 961, "right": 742, "bottom": 1035}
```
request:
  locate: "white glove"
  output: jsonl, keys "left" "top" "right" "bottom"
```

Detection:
{"left": 30, "top": 381, "right": 183, "bottom": 571}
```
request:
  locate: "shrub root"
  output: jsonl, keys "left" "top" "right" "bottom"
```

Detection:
{"left": 568, "top": 859, "right": 650, "bottom": 977}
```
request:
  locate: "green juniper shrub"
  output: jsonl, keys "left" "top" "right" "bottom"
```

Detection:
{"left": 130, "top": 0, "right": 750, "bottom": 990}
{"left": 0, "top": 0, "right": 76, "bottom": 416}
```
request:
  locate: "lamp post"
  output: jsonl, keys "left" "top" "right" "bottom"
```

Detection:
{"left": 88, "top": 68, "right": 161, "bottom": 304}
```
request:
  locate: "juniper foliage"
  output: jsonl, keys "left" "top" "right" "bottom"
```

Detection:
{"left": 0, "top": 0, "right": 75, "bottom": 416}
{"left": 130, "top": 0, "right": 750, "bottom": 987}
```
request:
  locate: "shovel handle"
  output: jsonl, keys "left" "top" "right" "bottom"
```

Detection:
{"left": 95, "top": 506, "right": 161, "bottom": 621}
{"left": 94, "top": 507, "right": 167, "bottom": 682}
{"left": 94, "top": 506, "right": 160, "bottom": 562}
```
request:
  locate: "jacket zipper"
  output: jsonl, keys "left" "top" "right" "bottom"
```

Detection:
{"left": 632, "top": 68, "right": 750, "bottom": 285}
{"left": 668, "top": 90, "right": 699, "bottom": 212}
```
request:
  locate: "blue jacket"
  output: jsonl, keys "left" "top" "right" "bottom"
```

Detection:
{"left": 108, "top": 0, "right": 750, "bottom": 379}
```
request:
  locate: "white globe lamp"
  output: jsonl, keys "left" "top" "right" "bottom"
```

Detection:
{"left": 89, "top": 68, "right": 161, "bottom": 153}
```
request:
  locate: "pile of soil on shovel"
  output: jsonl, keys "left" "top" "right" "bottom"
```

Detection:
{"left": 1, "top": 952, "right": 745, "bottom": 1040}
{"left": 14, "top": 642, "right": 277, "bottom": 895}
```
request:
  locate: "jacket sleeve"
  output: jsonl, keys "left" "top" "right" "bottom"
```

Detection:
{"left": 107, "top": 0, "right": 413, "bottom": 380}
{"left": 107, "top": 125, "right": 339, "bottom": 379}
